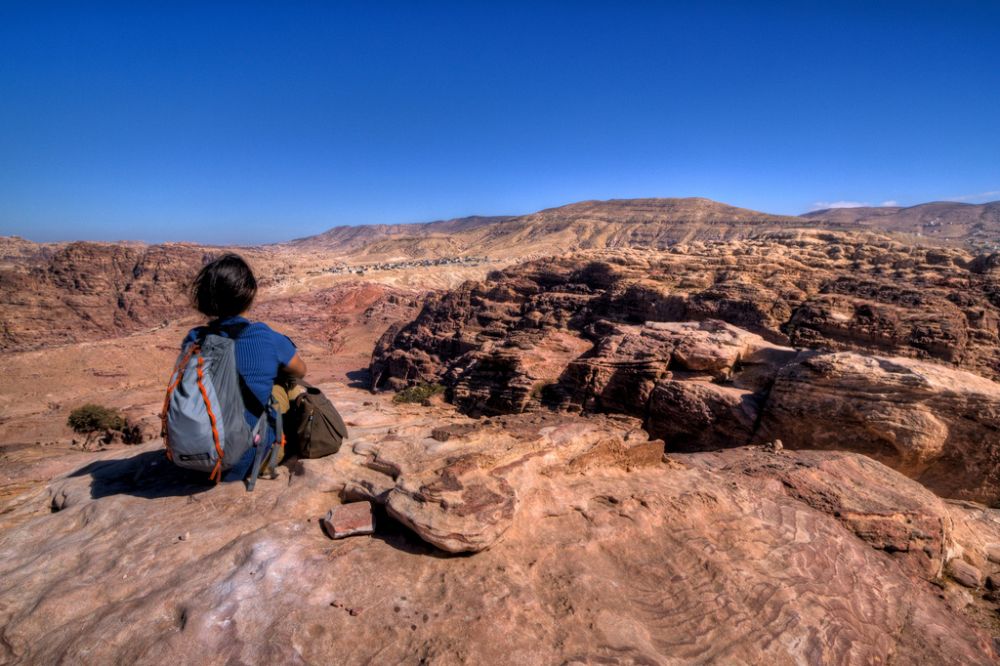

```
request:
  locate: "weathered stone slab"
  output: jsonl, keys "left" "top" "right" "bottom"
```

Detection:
{"left": 322, "top": 501, "right": 375, "bottom": 539}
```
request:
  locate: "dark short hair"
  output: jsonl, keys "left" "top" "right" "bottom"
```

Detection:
{"left": 190, "top": 253, "right": 257, "bottom": 318}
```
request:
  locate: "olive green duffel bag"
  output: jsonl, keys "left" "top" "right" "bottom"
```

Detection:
{"left": 286, "top": 381, "right": 349, "bottom": 459}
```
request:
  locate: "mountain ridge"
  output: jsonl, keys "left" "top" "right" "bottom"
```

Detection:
{"left": 286, "top": 197, "right": 816, "bottom": 259}
{"left": 8, "top": 197, "right": 1000, "bottom": 256}
{"left": 803, "top": 200, "right": 1000, "bottom": 250}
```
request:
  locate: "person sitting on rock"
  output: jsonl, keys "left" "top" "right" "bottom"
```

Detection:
{"left": 183, "top": 253, "right": 306, "bottom": 478}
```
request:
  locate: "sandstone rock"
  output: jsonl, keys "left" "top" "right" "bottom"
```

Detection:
{"left": 348, "top": 412, "right": 664, "bottom": 553}
{"left": 758, "top": 352, "right": 1000, "bottom": 503}
{"left": 0, "top": 242, "right": 207, "bottom": 351}
{"left": 12, "top": 223, "right": 1000, "bottom": 663}
{"left": 949, "top": 559, "right": 984, "bottom": 589}
{"left": 646, "top": 379, "right": 759, "bottom": 450}
{"left": 943, "top": 585, "right": 975, "bottom": 611}
{"left": 322, "top": 502, "right": 375, "bottom": 539}
{"left": 697, "top": 448, "right": 956, "bottom": 579}
{"left": 1, "top": 385, "right": 999, "bottom": 663}
{"left": 374, "top": 248, "right": 1000, "bottom": 503}
{"left": 987, "top": 544, "right": 1000, "bottom": 564}
{"left": 372, "top": 235, "right": 1000, "bottom": 396}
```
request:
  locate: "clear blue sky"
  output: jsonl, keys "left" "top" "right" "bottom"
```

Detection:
{"left": 1, "top": 1, "right": 998, "bottom": 244}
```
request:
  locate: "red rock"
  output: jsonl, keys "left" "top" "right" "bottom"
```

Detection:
{"left": 371, "top": 246, "right": 1000, "bottom": 504}
{"left": 5, "top": 389, "right": 1000, "bottom": 664}
{"left": 948, "top": 559, "right": 984, "bottom": 588}
{"left": 322, "top": 501, "right": 375, "bottom": 539}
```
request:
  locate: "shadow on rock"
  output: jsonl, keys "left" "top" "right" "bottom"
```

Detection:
{"left": 368, "top": 503, "right": 459, "bottom": 559}
{"left": 345, "top": 368, "right": 372, "bottom": 391}
{"left": 68, "top": 449, "right": 215, "bottom": 500}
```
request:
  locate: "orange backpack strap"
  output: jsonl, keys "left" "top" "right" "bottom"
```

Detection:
{"left": 160, "top": 345, "right": 197, "bottom": 461}
{"left": 194, "top": 354, "right": 225, "bottom": 483}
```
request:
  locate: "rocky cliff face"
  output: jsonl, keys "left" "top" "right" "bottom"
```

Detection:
{"left": 371, "top": 231, "right": 1000, "bottom": 504}
{"left": 0, "top": 242, "right": 212, "bottom": 350}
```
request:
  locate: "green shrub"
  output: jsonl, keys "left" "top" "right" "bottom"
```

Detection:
{"left": 67, "top": 403, "right": 126, "bottom": 447}
{"left": 530, "top": 382, "right": 556, "bottom": 399}
{"left": 393, "top": 383, "right": 445, "bottom": 404}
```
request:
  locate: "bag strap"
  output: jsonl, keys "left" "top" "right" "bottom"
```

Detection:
{"left": 244, "top": 401, "right": 272, "bottom": 492}
{"left": 200, "top": 320, "right": 267, "bottom": 417}
{"left": 245, "top": 395, "right": 286, "bottom": 491}
{"left": 267, "top": 407, "right": 284, "bottom": 474}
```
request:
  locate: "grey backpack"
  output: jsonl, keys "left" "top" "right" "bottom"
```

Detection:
{"left": 160, "top": 322, "right": 280, "bottom": 490}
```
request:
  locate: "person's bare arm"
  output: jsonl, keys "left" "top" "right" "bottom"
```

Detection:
{"left": 282, "top": 353, "right": 307, "bottom": 379}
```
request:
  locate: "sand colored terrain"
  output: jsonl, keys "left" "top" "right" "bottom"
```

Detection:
{"left": 805, "top": 200, "right": 1000, "bottom": 250}
{"left": 3, "top": 384, "right": 1000, "bottom": 664}
{"left": 5, "top": 198, "right": 1000, "bottom": 662}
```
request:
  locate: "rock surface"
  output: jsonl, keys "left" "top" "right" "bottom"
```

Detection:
{"left": 0, "top": 241, "right": 424, "bottom": 354}
{"left": 372, "top": 232, "right": 1000, "bottom": 384}
{"left": 758, "top": 351, "right": 1000, "bottom": 502}
{"left": 10, "top": 213, "right": 1000, "bottom": 663}
{"left": 372, "top": 239, "right": 1000, "bottom": 504}
{"left": 0, "top": 242, "right": 209, "bottom": 351}
{"left": 3, "top": 384, "right": 1000, "bottom": 664}
{"left": 949, "top": 559, "right": 985, "bottom": 589}
{"left": 322, "top": 501, "right": 376, "bottom": 539}
{"left": 803, "top": 200, "right": 1000, "bottom": 251}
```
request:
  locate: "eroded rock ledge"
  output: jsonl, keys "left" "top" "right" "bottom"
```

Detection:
{"left": 371, "top": 234, "right": 1000, "bottom": 505}
{"left": 4, "top": 386, "right": 1000, "bottom": 664}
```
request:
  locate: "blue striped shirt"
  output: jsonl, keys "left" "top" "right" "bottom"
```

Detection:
{"left": 183, "top": 316, "right": 297, "bottom": 425}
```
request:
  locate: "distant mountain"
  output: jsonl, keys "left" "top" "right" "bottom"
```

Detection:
{"left": 289, "top": 198, "right": 812, "bottom": 259}
{"left": 803, "top": 201, "right": 1000, "bottom": 250}
{"left": 4, "top": 195, "right": 994, "bottom": 352}
{"left": 286, "top": 216, "right": 515, "bottom": 253}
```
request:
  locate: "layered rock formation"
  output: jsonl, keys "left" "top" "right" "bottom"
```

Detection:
{"left": 3, "top": 385, "right": 1000, "bottom": 663}
{"left": 372, "top": 232, "right": 1000, "bottom": 504}
{"left": 804, "top": 200, "right": 1000, "bottom": 250}
{"left": 4, "top": 197, "right": 991, "bottom": 352}
{"left": 9, "top": 212, "right": 1000, "bottom": 662}
{"left": 0, "top": 242, "right": 212, "bottom": 350}
{"left": 0, "top": 239, "right": 422, "bottom": 358}
{"left": 290, "top": 198, "right": 812, "bottom": 261}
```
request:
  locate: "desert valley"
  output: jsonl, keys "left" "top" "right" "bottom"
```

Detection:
{"left": 3, "top": 198, "right": 1000, "bottom": 662}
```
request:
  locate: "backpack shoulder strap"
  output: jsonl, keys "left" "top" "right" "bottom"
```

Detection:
{"left": 245, "top": 402, "right": 271, "bottom": 491}
{"left": 245, "top": 395, "right": 283, "bottom": 491}
{"left": 203, "top": 321, "right": 266, "bottom": 417}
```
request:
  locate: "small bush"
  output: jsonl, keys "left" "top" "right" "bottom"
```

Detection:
{"left": 67, "top": 404, "right": 126, "bottom": 448}
{"left": 393, "top": 383, "right": 445, "bottom": 404}
{"left": 530, "top": 382, "right": 556, "bottom": 399}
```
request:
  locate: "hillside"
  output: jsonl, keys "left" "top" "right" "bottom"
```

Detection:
{"left": 804, "top": 201, "right": 1000, "bottom": 250}
{"left": 289, "top": 198, "right": 816, "bottom": 260}
{"left": 0, "top": 198, "right": 811, "bottom": 351}
{"left": 287, "top": 215, "right": 514, "bottom": 253}
{"left": 0, "top": 196, "right": 985, "bottom": 353}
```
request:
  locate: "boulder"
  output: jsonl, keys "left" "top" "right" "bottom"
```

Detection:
{"left": 949, "top": 559, "right": 984, "bottom": 589}
{"left": 758, "top": 352, "right": 1000, "bottom": 503}
{"left": 322, "top": 502, "right": 375, "bottom": 539}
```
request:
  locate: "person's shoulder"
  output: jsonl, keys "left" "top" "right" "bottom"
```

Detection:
{"left": 182, "top": 326, "right": 205, "bottom": 345}
{"left": 241, "top": 321, "right": 292, "bottom": 344}
{"left": 243, "top": 321, "right": 280, "bottom": 336}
